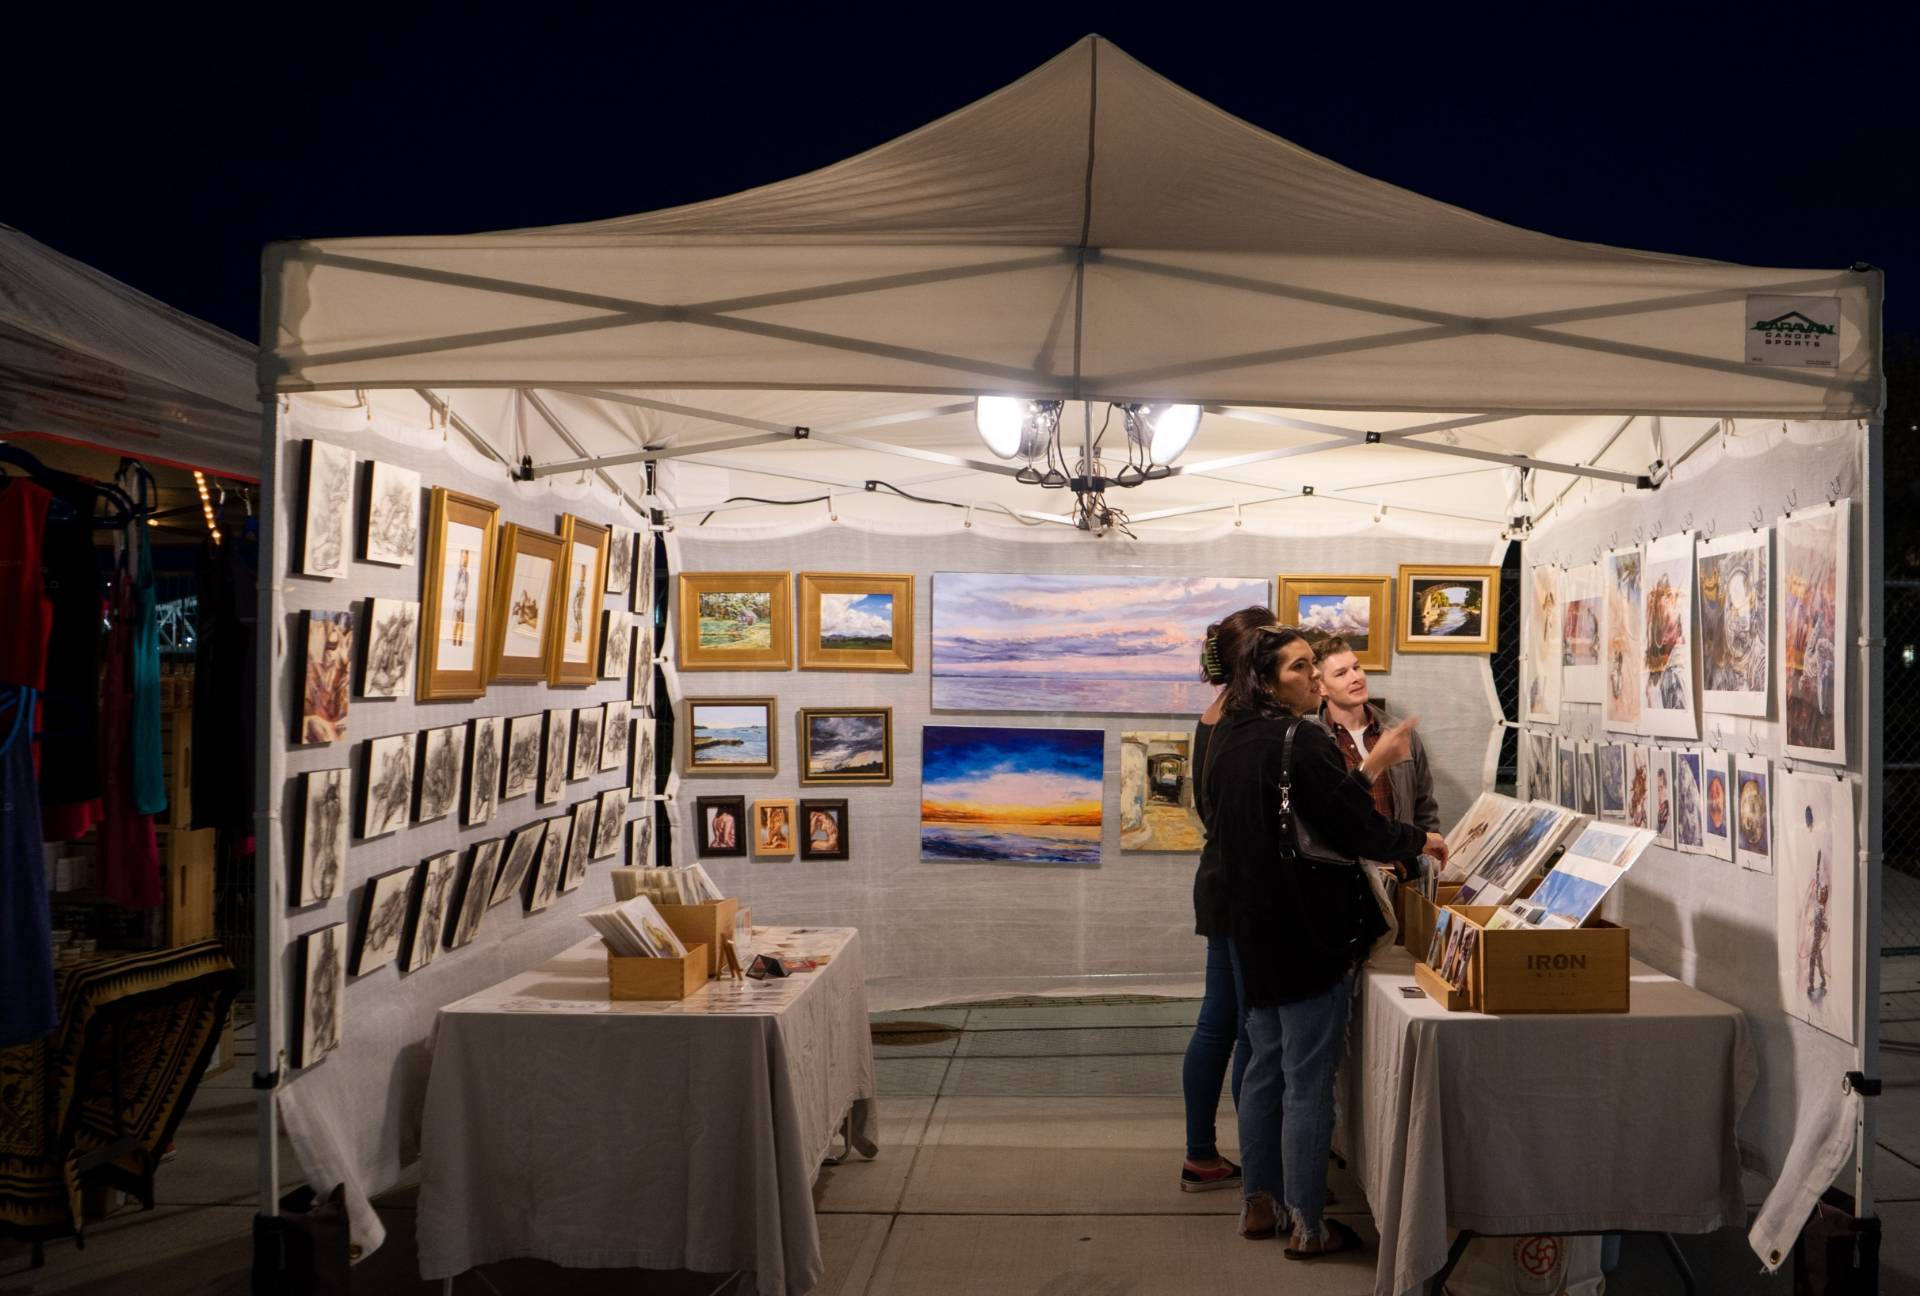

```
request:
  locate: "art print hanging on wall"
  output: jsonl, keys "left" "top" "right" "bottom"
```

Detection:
{"left": 301, "top": 610, "right": 352, "bottom": 743}
{"left": 676, "top": 571, "right": 793, "bottom": 672}
{"left": 1641, "top": 533, "right": 1699, "bottom": 739}
{"left": 1561, "top": 563, "right": 1604, "bottom": 704}
{"left": 631, "top": 717, "right": 656, "bottom": 798}
{"left": 606, "top": 525, "right": 634, "bottom": 596}
{"left": 1395, "top": 565, "right": 1499, "bottom": 655}
{"left": 299, "top": 768, "right": 349, "bottom": 905}
{"left": 449, "top": 839, "right": 502, "bottom": 949}
{"left": 1776, "top": 771, "right": 1855, "bottom": 1042}
{"left": 1673, "top": 749, "right": 1706, "bottom": 854}
{"left": 300, "top": 440, "right": 354, "bottom": 578}
{"left": 361, "top": 599, "right": 418, "bottom": 699}
{"left": 685, "top": 698, "right": 776, "bottom": 776}
{"left": 602, "top": 609, "right": 632, "bottom": 681}
{"left": 932, "top": 572, "right": 1268, "bottom": 713}
{"left": 1625, "top": 744, "right": 1651, "bottom": 829}
{"left": 1701, "top": 749, "right": 1736, "bottom": 861}
{"left": 921, "top": 724, "right": 1103, "bottom": 864}
{"left": 1602, "top": 547, "right": 1644, "bottom": 733}
{"left": 466, "top": 715, "right": 501, "bottom": 826}
{"left": 600, "top": 700, "right": 631, "bottom": 772}
{"left": 561, "top": 799, "right": 597, "bottom": 890}
{"left": 1650, "top": 747, "right": 1677, "bottom": 849}
{"left": 295, "top": 924, "right": 345, "bottom": 1068}
{"left": 419, "top": 488, "right": 499, "bottom": 700}
{"left": 527, "top": 817, "right": 569, "bottom": 912}
{"left": 593, "top": 789, "right": 629, "bottom": 859}
{"left": 492, "top": 822, "right": 545, "bottom": 906}
{"left": 799, "top": 572, "right": 915, "bottom": 672}
{"left": 1735, "top": 756, "right": 1774, "bottom": 873}
{"left": 1598, "top": 744, "right": 1627, "bottom": 822}
{"left": 1779, "top": 502, "right": 1849, "bottom": 764}
{"left": 752, "top": 798, "right": 797, "bottom": 858}
{"left": 1697, "top": 530, "right": 1770, "bottom": 717}
{"left": 502, "top": 713, "right": 542, "bottom": 801}
{"left": 362, "top": 460, "right": 420, "bottom": 566}
{"left": 415, "top": 724, "right": 466, "bottom": 824}
{"left": 403, "top": 852, "right": 458, "bottom": 972}
{"left": 800, "top": 799, "right": 850, "bottom": 860}
{"left": 550, "top": 514, "right": 610, "bottom": 686}
{"left": 697, "top": 796, "right": 748, "bottom": 857}
{"left": 353, "top": 865, "right": 415, "bottom": 975}
{"left": 1556, "top": 741, "right": 1577, "bottom": 812}
{"left": 1119, "top": 731, "right": 1203, "bottom": 852}
{"left": 361, "top": 732, "right": 415, "bottom": 838}
{"left": 1524, "top": 731, "right": 1555, "bottom": 804}
{"left": 1525, "top": 565, "right": 1564, "bottom": 723}
{"left": 1575, "top": 743, "right": 1599, "bottom": 817}
{"left": 1277, "top": 574, "right": 1393, "bottom": 673}
{"left": 572, "top": 705, "right": 604, "bottom": 781}
{"left": 799, "top": 708, "right": 891, "bottom": 785}
{"left": 487, "top": 525, "right": 563, "bottom": 682}
{"left": 540, "top": 709, "right": 569, "bottom": 804}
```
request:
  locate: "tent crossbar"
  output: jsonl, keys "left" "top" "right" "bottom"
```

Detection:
{"left": 569, "top": 388, "right": 797, "bottom": 433}
{"left": 1529, "top": 416, "right": 1641, "bottom": 529}
{"left": 520, "top": 390, "right": 649, "bottom": 517}
{"left": 803, "top": 428, "right": 1029, "bottom": 479}
{"left": 414, "top": 389, "right": 516, "bottom": 467}
{"left": 529, "top": 432, "right": 795, "bottom": 476}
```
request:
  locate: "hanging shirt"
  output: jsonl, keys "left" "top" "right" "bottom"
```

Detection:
{"left": 0, "top": 479, "right": 54, "bottom": 690}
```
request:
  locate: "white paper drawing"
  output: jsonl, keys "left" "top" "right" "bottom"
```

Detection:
{"left": 1641, "top": 532, "right": 1699, "bottom": 739}
{"left": 300, "top": 768, "right": 349, "bottom": 905}
{"left": 300, "top": 440, "right": 354, "bottom": 578}
{"left": 297, "top": 924, "right": 345, "bottom": 1067}
{"left": 1525, "top": 565, "right": 1564, "bottom": 723}
{"left": 1779, "top": 502, "right": 1849, "bottom": 764}
{"left": 1735, "top": 755, "right": 1774, "bottom": 873}
{"left": 1697, "top": 529, "right": 1770, "bottom": 717}
{"left": 362, "top": 599, "right": 419, "bottom": 699}
{"left": 1776, "top": 771, "right": 1855, "bottom": 1042}
{"left": 1561, "top": 563, "right": 1603, "bottom": 704}
{"left": 361, "top": 733, "right": 416, "bottom": 838}
{"left": 467, "top": 715, "right": 502, "bottom": 826}
{"left": 1602, "top": 547, "right": 1644, "bottom": 734}
{"left": 364, "top": 461, "right": 420, "bottom": 566}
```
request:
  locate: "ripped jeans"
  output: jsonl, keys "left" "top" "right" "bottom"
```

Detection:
{"left": 1231, "top": 952, "right": 1354, "bottom": 1239}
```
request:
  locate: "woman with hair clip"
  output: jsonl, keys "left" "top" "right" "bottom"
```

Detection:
{"left": 1175, "top": 608, "right": 1278, "bottom": 1193}
{"left": 1203, "top": 608, "right": 1446, "bottom": 1259}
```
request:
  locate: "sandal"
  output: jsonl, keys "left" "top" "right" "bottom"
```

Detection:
{"left": 1283, "top": 1216, "right": 1364, "bottom": 1261}
{"left": 1238, "top": 1192, "right": 1278, "bottom": 1240}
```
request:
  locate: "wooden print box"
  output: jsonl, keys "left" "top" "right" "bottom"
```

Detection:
{"left": 1398, "top": 883, "right": 1463, "bottom": 958}
{"left": 656, "top": 897, "right": 740, "bottom": 977}
{"left": 607, "top": 945, "right": 708, "bottom": 1001}
{"left": 1450, "top": 906, "right": 1630, "bottom": 1015}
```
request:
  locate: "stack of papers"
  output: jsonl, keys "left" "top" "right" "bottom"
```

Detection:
{"left": 678, "top": 863, "right": 726, "bottom": 903}
{"left": 584, "top": 895, "right": 690, "bottom": 958}
{"left": 1489, "top": 822, "right": 1655, "bottom": 931}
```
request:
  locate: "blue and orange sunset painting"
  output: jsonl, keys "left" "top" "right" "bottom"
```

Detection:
{"left": 920, "top": 725, "right": 1104, "bottom": 863}
{"left": 931, "top": 573, "right": 1269, "bottom": 713}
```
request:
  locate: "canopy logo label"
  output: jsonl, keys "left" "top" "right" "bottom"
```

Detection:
{"left": 1744, "top": 295, "right": 1840, "bottom": 369}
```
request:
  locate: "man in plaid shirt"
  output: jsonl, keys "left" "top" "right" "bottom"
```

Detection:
{"left": 1313, "top": 637, "right": 1440, "bottom": 857}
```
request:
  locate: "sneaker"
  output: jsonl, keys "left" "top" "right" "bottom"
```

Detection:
{"left": 1180, "top": 1157, "right": 1243, "bottom": 1193}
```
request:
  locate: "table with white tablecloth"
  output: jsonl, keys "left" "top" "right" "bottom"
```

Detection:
{"left": 416, "top": 926, "right": 876, "bottom": 1296}
{"left": 1340, "top": 946, "right": 1757, "bottom": 1296}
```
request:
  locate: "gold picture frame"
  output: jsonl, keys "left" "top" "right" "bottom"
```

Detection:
{"left": 418, "top": 488, "right": 500, "bottom": 700}
{"left": 676, "top": 572, "right": 793, "bottom": 671}
{"left": 798, "top": 707, "right": 893, "bottom": 785}
{"left": 1276, "top": 573, "right": 1393, "bottom": 673}
{"left": 548, "top": 514, "right": 610, "bottom": 686}
{"left": 486, "top": 524, "right": 564, "bottom": 682}
{"left": 684, "top": 697, "right": 778, "bottom": 776}
{"left": 797, "top": 572, "right": 914, "bottom": 671}
{"left": 1396, "top": 564, "right": 1501, "bottom": 654}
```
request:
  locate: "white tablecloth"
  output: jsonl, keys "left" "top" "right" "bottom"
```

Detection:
{"left": 1341, "top": 946, "right": 1756, "bottom": 1296}
{"left": 416, "top": 927, "right": 877, "bottom": 1295}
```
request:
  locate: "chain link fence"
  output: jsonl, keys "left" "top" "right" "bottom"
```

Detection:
{"left": 1882, "top": 582, "right": 1920, "bottom": 954}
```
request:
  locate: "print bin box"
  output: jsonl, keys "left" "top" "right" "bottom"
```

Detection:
{"left": 656, "top": 897, "right": 740, "bottom": 978}
{"left": 1397, "top": 883, "right": 1463, "bottom": 956}
{"left": 1447, "top": 906, "right": 1630, "bottom": 1015}
{"left": 607, "top": 945, "right": 708, "bottom": 1001}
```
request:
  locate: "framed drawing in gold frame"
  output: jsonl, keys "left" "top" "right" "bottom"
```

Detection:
{"left": 1275, "top": 573, "right": 1393, "bottom": 673}
{"left": 675, "top": 572, "right": 793, "bottom": 671}
{"left": 797, "top": 572, "right": 913, "bottom": 671}
{"left": 487, "top": 524, "right": 564, "bottom": 682}
{"left": 547, "top": 514, "right": 610, "bottom": 686}
{"left": 418, "top": 488, "right": 499, "bottom": 700}
{"left": 1396, "top": 564, "right": 1501, "bottom": 654}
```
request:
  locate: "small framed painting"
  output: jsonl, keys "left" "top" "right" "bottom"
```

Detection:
{"left": 362, "top": 460, "right": 420, "bottom": 566}
{"left": 298, "top": 768, "right": 349, "bottom": 905}
{"left": 631, "top": 717, "right": 657, "bottom": 798}
{"left": 799, "top": 799, "right": 850, "bottom": 860}
{"left": 360, "top": 599, "right": 418, "bottom": 699}
{"left": 1396, "top": 564, "right": 1500, "bottom": 654}
{"left": 676, "top": 572, "right": 793, "bottom": 671}
{"left": 696, "top": 795, "right": 748, "bottom": 857}
{"left": 592, "top": 788, "right": 628, "bottom": 859}
{"left": 685, "top": 698, "right": 777, "bottom": 776}
{"left": 753, "top": 799, "right": 797, "bottom": 858}
{"left": 353, "top": 865, "right": 416, "bottom": 975}
{"left": 606, "top": 525, "right": 635, "bottom": 595}
{"left": 600, "top": 700, "right": 631, "bottom": 771}
{"left": 561, "top": 799, "right": 597, "bottom": 891}
{"left": 402, "top": 852, "right": 459, "bottom": 973}
{"left": 487, "top": 524, "right": 564, "bottom": 682}
{"left": 540, "top": 708, "right": 570, "bottom": 804}
{"left": 449, "top": 839, "right": 502, "bottom": 949}
{"left": 571, "top": 705, "right": 604, "bottom": 781}
{"left": 601, "top": 609, "right": 632, "bottom": 680}
{"left": 502, "top": 713, "right": 542, "bottom": 801}
{"left": 528, "top": 817, "right": 570, "bottom": 912}
{"left": 295, "top": 923, "right": 345, "bottom": 1068}
{"left": 300, "top": 440, "right": 354, "bottom": 578}
{"left": 492, "top": 821, "right": 545, "bottom": 906}
{"left": 466, "top": 715, "right": 502, "bottom": 826}
{"left": 797, "top": 572, "right": 913, "bottom": 672}
{"left": 1276, "top": 574, "right": 1392, "bottom": 673}
{"left": 419, "top": 488, "right": 500, "bottom": 700}
{"left": 361, "top": 733, "right": 416, "bottom": 839}
{"left": 415, "top": 724, "right": 466, "bottom": 825}
{"left": 799, "top": 707, "right": 893, "bottom": 785}
{"left": 548, "top": 514, "right": 610, "bottom": 686}
{"left": 629, "top": 816, "right": 654, "bottom": 870}
{"left": 301, "top": 610, "right": 353, "bottom": 743}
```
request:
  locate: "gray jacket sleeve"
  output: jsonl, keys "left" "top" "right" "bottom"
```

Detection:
{"left": 1409, "top": 731, "right": 1440, "bottom": 834}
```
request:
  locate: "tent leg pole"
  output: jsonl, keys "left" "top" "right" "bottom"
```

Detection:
{"left": 1855, "top": 420, "right": 1884, "bottom": 1218}
{"left": 255, "top": 397, "right": 285, "bottom": 1220}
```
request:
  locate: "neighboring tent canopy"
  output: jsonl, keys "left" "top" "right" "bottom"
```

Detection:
{"left": 266, "top": 36, "right": 1882, "bottom": 539}
{"left": 1, "top": 224, "right": 260, "bottom": 480}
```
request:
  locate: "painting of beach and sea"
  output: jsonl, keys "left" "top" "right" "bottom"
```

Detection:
{"left": 921, "top": 725, "right": 1104, "bottom": 864}
{"left": 931, "top": 573, "right": 1268, "bottom": 714}
{"left": 687, "top": 699, "right": 776, "bottom": 775}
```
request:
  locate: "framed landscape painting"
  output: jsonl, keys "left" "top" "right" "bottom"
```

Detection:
{"left": 676, "top": 572, "right": 793, "bottom": 671}
{"left": 1275, "top": 574, "right": 1391, "bottom": 673}
{"left": 487, "top": 524, "right": 563, "bottom": 682}
{"left": 798, "top": 572, "right": 913, "bottom": 671}
{"left": 419, "top": 488, "right": 499, "bottom": 700}
{"left": 549, "top": 514, "right": 610, "bottom": 686}
{"left": 685, "top": 698, "right": 777, "bottom": 776}
{"left": 799, "top": 707, "right": 892, "bottom": 784}
{"left": 1396, "top": 565, "right": 1499, "bottom": 654}
{"left": 921, "top": 724, "right": 1103, "bottom": 864}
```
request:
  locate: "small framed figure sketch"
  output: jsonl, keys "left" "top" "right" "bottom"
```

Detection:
{"left": 402, "top": 852, "right": 459, "bottom": 973}
{"left": 606, "top": 525, "right": 635, "bottom": 595}
{"left": 528, "top": 817, "right": 570, "bottom": 912}
{"left": 1276, "top": 574, "right": 1392, "bottom": 673}
{"left": 302, "top": 610, "right": 353, "bottom": 743}
{"left": 592, "top": 788, "right": 629, "bottom": 859}
{"left": 361, "top": 733, "right": 416, "bottom": 838}
{"left": 602, "top": 609, "right": 632, "bottom": 680}
{"left": 502, "top": 713, "right": 543, "bottom": 802}
{"left": 415, "top": 724, "right": 466, "bottom": 825}
{"left": 685, "top": 698, "right": 777, "bottom": 776}
{"left": 799, "top": 707, "right": 893, "bottom": 785}
{"left": 295, "top": 923, "right": 346, "bottom": 1068}
{"left": 631, "top": 717, "right": 657, "bottom": 798}
{"left": 800, "top": 799, "right": 850, "bottom": 860}
{"left": 300, "top": 440, "right": 354, "bottom": 578}
{"left": 541, "top": 708, "right": 570, "bottom": 804}
{"left": 361, "top": 599, "right": 419, "bottom": 699}
{"left": 797, "top": 572, "right": 914, "bottom": 672}
{"left": 572, "top": 705, "right": 605, "bottom": 781}
{"left": 353, "top": 865, "right": 416, "bottom": 975}
{"left": 629, "top": 816, "right": 654, "bottom": 870}
{"left": 601, "top": 700, "right": 632, "bottom": 772}
{"left": 449, "top": 839, "right": 502, "bottom": 950}
{"left": 363, "top": 460, "right": 421, "bottom": 567}
{"left": 561, "top": 799, "right": 597, "bottom": 892}
{"left": 299, "top": 768, "right": 349, "bottom": 905}
{"left": 549, "top": 514, "right": 611, "bottom": 686}
{"left": 1396, "top": 564, "right": 1500, "bottom": 654}
{"left": 492, "top": 821, "right": 545, "bottom": 906}
{"left": 676, "top": 572, "right": 793, "bottom": 671}
{"left": 696, "top": 795, "right": 748, "bottom": 857}
{"left": 753, "top": 799, "right": 797, "bottom": 858}
{"left": 487, "top": 524, "right": 564, "bottom": 682}
{"left": 466, "top": 714, "right": 502, "bottom": 826}
{"left": 419, "top": 488, "right": 500, "bottom": 700}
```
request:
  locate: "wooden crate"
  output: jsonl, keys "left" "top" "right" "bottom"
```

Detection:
{"left": 656, "top": 898, "right": 739, "bottom": 977}
{"left": 158, "top": 826, "right": 216, "bottom": 946}
{"left": 1450, "top": 906, "right": 1631, "bottom": 1014}
{"left": 607, "top": 945, "right": 708, "bottom": 1001}
{"left": 1398, "top": 883, "right": 1463, "bottom": 960}
{"left": 161, "top": 705, "right": 194, "bottom": 828}
{"left": 1411, "top": 957, "right": 1472, "bottom": 1011}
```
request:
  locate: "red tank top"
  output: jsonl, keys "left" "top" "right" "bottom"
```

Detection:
{"left": 0, "top": 479, "right": 53, "bottom": 690}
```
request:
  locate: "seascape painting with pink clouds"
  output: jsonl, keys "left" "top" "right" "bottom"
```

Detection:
{"left": 931, "top": 573, "right": 1269, "bottom": 714}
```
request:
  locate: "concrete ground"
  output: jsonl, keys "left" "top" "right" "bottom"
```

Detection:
{"left": 6, "top": 989, "right": 1920, "bottom": 1295}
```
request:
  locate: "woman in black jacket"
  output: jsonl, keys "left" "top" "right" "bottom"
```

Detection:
{"left": 1204, "top": 611, "right": 1447, "bottom": 1258}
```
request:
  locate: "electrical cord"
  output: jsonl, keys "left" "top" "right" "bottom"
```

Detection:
{"left": 695, "top": 481, "right": 1047, "bottom": 528}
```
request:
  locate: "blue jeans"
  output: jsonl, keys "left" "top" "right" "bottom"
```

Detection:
{"left": 1181, "top": 937, "right": 1249, "bottom": 1161}
{"left": 1232, "top": 947, "right": 1354, "bottom": 1238}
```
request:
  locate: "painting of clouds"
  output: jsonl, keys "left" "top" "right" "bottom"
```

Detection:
{"left": 932, "top": 573, "right": 1268, "bottom": 714}
{"left": 921, "top": 724, "right": 1104, "bottom": 864}
{"left": 820, "top": 592, "right": 895, "bottom": 650}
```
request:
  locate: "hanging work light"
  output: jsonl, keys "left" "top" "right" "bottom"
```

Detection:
{"left": 974, "top": 397, "right": 1062, "bottom": 461}
{"left": 1121, "top": 403, "right": 1202, "bottom": 473}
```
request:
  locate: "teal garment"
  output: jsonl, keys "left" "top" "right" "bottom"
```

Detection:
{"left": 129, "top": 526, "right": 167, "bottom": 816}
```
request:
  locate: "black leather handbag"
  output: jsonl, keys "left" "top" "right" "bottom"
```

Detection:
{"left": 1277, "top": 718, "right": 1391, "bottom": 956}
{"left": 1276, "top": 718, "right": 1362, "bottom": 869}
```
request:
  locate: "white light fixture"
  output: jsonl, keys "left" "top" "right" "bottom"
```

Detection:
{"left": 973, "top": 397, "right": 1061, "bottom": 462}
{"left": 1127, "top": 403, "right": 1201, "bottom": 464}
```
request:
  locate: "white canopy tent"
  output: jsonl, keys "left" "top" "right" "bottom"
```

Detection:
{"left": 1, "top": 224, "right": 259, "bottom": 479}
{"left": 259, "top": 34, "right": 1886, "bottom": 1271}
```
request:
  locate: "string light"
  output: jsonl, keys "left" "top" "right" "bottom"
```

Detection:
{"left": 194, "top": 470, "right": 222, "bottom": 545}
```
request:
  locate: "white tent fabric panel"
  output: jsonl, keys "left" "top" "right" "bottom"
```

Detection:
{"left": 1, "top": 224, "right": 259, "bottom": 478}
